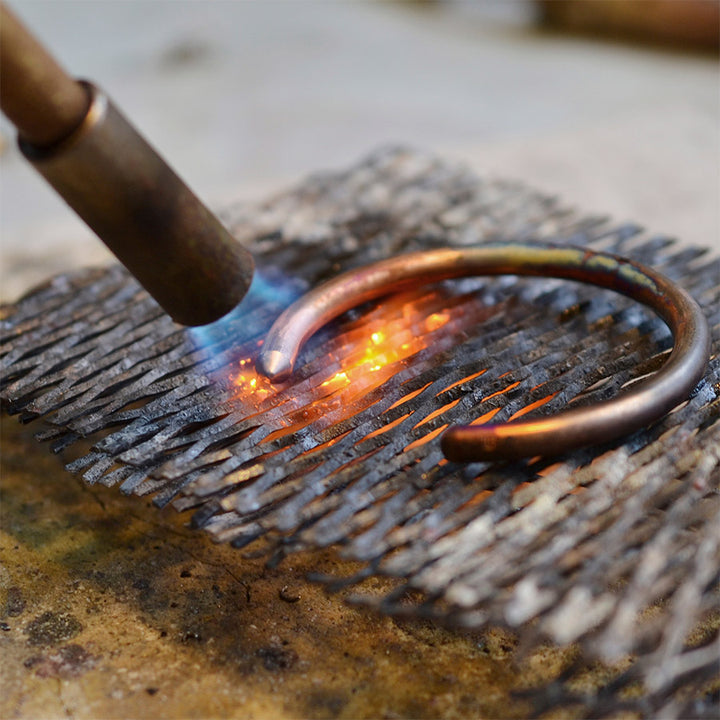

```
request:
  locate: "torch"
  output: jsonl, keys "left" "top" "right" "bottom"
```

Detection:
{"left": 0, "top": 3, "right": 254, "bottom": 327}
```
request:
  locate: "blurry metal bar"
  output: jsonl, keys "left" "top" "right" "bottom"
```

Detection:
{"left": 258, "top": 243, "right": 710, "bottom": 461}
{"left": 0, "top": 3, "right": 254, "bottom": 326}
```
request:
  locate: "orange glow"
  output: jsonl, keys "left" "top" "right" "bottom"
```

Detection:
{"left": 508, "top": 392, "right": 558, "bottom": 421}
{"left": 321, "top": 371, "right": 349, "bottom": 387}
{"left": 220, "top": 282, "right": 567, "bottom": 474}
{"left": 363, "top": 412, "right": 412, "bottom": 441}
{"left": 387, "top": 382, "right": 432, "bottom": 411}
{"left": 425, "top": 311, "right": 450, "bottom": 332}
{"left": 457, "top": 488, "right": 494, "bottom": 511}
{"left": 231, "top": 358, "right": 276, "bottom": 407}
{"left": 444, "top": 369, "right": 486, "bottom": 393}
{"left": 482, "top": 381, "right": 521, "bottom": 403}
{"left": 228, "top": 287, "right": 492, "bottom": 446}
{"left": 311, "top": 298, "right": 448, "bottom": 394}
{"left": 414, "top": 397, "right": 462, "bottom": 429}
{"left": 404, "top": 424, "right": 448, "bottom": 451}
{"left": 469, "top": 407, "right": 501, "bottom": 426}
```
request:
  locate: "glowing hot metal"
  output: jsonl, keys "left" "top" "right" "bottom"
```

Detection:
{"left": 257, "top": 242, "right": 710, "bottom": 462}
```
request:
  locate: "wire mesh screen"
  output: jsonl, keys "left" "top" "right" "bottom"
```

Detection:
{"left": 2, "top": 148, "right": 718, "bottom": 717}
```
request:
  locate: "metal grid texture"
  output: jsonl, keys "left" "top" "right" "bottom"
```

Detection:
{"left": 2, "top": 148, "right": 718, "bottom": 717}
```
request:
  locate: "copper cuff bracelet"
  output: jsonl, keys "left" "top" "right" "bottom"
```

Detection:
{"left": 258, "top": 243, "right": 710, "bottom": 461}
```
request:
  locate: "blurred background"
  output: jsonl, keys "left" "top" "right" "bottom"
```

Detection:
{"left": 1, "top": 0, "right": 718, "bottom": 302}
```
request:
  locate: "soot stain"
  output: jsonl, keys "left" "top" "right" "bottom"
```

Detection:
{"left": 5, "top": 586, "right": 25, "bottom": 617}
{"left": 255, "top": 644, "right": 298, "bottom": 672}
{"left": 25, "top": 611, "right": 83, "bottom": 646}
{"left": 132, "top": 578, "right": 151, "bottom": 592}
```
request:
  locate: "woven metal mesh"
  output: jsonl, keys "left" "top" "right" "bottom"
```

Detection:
{"left": 2, "top": 148, "right": 718, "bottom": 717}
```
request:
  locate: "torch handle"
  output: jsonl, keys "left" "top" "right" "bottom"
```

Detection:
{"left": 0, "top": 3, "right": 254, "bottom": 326}
{"left": 0, "top": 3, "right": 89, "bottom": 147}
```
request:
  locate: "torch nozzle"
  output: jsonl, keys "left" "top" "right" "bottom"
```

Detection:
{"left": 0, "top": 3, "right": 254, "bottom": 326}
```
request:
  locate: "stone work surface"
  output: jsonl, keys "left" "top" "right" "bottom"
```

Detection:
{"left": 1, "top": 148, "right": 719, "bottom": 716}
{"left": 1, "top": 416, "right": 534, "bottom": 719}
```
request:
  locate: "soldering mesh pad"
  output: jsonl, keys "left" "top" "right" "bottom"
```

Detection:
{"left": 2, "top": 148, "right": 719, "bottom": 716}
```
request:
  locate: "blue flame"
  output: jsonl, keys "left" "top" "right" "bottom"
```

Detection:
{"left": 189, "top": 268, "right": 307, "bottom": 361}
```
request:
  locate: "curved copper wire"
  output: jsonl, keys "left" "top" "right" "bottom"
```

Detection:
{"left": 258, "top": 243, "right": 710, "bottom": 461}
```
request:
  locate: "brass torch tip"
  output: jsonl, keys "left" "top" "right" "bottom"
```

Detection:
{"left": 0, "top": 9, "right": 255, "bottom": 326}
{"left": 18, "top": 82, "right": 255, "bottom": 327}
